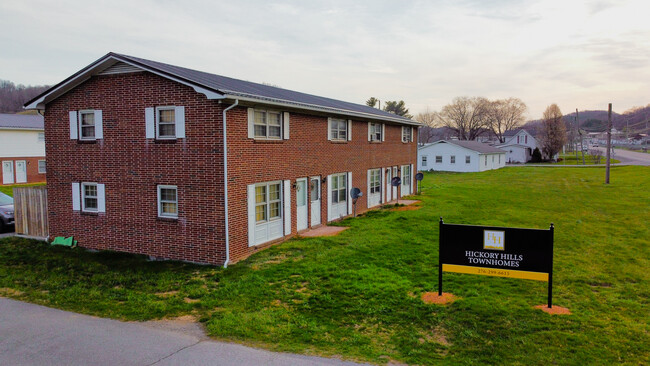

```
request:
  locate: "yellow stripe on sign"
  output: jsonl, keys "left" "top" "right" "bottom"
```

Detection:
{"left": 442, "top": 264, "right": 549, "bottom": 282}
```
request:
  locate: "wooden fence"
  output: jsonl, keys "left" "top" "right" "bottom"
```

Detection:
{"left": 13, "top": 186, "right": 48, "bottom": 238}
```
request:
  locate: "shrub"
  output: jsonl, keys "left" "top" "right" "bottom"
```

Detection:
{"left": 530, "top": 147, "right": 543, "bottom": 163}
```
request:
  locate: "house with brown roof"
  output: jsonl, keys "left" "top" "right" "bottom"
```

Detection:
{"left": 24, "top": 52, "right": 419, "bottom": 266}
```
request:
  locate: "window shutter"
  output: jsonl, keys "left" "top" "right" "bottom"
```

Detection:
{"left": 97, "top": 183, "right": 106, "bottom": 213}
{"left": 367, "top": 169, "right": 371, "bottom": 208}
{"left": 283, "top": 112, "right": 290, "bottom": 140}
{"left": 145, "top": 108, "right": 155, "bottom": 138}
{"left": 347, "top": 120, "right": 352, "bottom": 141}
{"left": 380, "top": 167, "right": 385, "bottom": 203}
{"left": 410, "top": 127, "right": 414, "bottom": 142}
{"left": 327, "top": 118, "right": 332, "bottom": 141}
{"left": 326, "top": 175, "right": 332, "bottom": 221}
{"left": 94, "top": 110, "right": 103, "bottom": 139}
{"left": 368, "top": 122, "right": 372, "bottom": 141}
{"left": 248, "top": 108, "right": 255, "bottom": 139}
{"left": 175, "top": 106, "right": 185, "bottom": 138}
{"left": 69, "top": 111, "right": 78, "bottom": 139}
{"left": 72, "top": 182, "right": 80, "bottom": 211}
{"left": 284, "top": 180, "right": 291, "bottom": 235}
{"left": 381, "top": 124, "right": 385, "bottom": 142}
{"left": 247, "top": 184, "right": 256, "bottom": 246}
{"left": 347, "top": 172, "right": 353, "bottom": 215}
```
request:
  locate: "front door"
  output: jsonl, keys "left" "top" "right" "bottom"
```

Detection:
{"left": 15, "top": 161, "right": 27, "bottom": 183}
{"left": 392, "top": 167, "right": 398, "bottom": 199}
{"left": 386, "top": 168, "right": 392, "bottom": 202}
{"left": 310, "top": 177, "right": 321, "bottom": 226}
{"left": 2, "top": 161, "right": 14, "bottom": 184}
{"left": 296, "top": 178, "right": 308, "bottom": 231}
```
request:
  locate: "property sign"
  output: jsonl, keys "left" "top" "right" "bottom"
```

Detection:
{"left": 438, "top": 218, "right": 555, "bottom": 307}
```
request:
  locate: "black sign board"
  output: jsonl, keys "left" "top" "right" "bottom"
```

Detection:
{"left": 391, "top": 177, "right": 401, "bottom": 187}
{"left": 438, "top": 218, "right": 555, "bottom": 307}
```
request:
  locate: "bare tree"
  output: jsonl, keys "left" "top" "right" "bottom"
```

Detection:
{"left": 538, "top": 104, "right": 567, "bottom": 160}
{"left": 487, "top": 98, "right": 527, "bottom": 143}
{"left": 415, "top": 107, "right": 438, "bottom": 145}
{"left": 436, "top": 97, "right": 490, "bottom": 140}
{"left": 0, "top": 80, "right": 50, "bottom": 113}
{"left": 589, "top": 148, "right": 603, "bottom": 164}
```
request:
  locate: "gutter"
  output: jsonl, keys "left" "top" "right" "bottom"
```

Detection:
{"left": 221, "top": 99, "right": 238, "bottom": 268}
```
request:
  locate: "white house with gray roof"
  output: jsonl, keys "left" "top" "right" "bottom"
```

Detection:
{"left": 418, "top": 140, "right": 506, "bottom": 172}
{"left": 0, "top": 114, "right": 46, "bottom": 185}
{"left": 496, "top": 129, "right": 538, "bottom": 163}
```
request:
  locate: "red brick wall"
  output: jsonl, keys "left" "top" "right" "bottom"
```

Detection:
{"left": 45, "top": 70, "right": 417, "bottom": 265}
{"left": 45, "top": 72, "right": 227, "bottom": 265}
{"left": 0, "top": 156, "right": 46, "bottom": 185}
{"left": 225, "top": 108, "right": 418, "bottom": 262}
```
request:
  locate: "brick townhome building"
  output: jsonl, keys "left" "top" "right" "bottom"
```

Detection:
{"left": 25, "top": 53, "right": 419, "bottom": 266}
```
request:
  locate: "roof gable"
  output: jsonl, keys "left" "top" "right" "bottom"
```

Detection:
{"left": 25, "top": 52, "right": 418, "bottom": 125}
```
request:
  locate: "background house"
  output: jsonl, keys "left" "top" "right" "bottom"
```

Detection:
{"left": 25, "top": 52, "right": 419, "bottom": 266}
{"left": 496, "top": 129, "right": 538, "bottom": 163}
{"left": 418, "top": 140, "right": 506, "bottom": 172}
{"left": 0, "top": 113, "right": 46, "bottom": 185}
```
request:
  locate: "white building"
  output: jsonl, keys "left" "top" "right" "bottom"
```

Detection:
{"left": 496, "top": 129, "right": 538, "bottom": 163}
{"left": 0, "top": 114, "right": 46, "bottom": 185}
{"left": 418, "top": 140, "right": 506, "bottom": 172}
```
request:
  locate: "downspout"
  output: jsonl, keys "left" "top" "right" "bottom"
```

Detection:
{"left": 222, "top": 99, "right": 238, "bottom": 268}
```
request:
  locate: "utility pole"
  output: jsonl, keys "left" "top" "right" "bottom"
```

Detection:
{"left": 605, "top": 103, "right": 612, "bottom": 184}
{"left": 574, "top": 115, "right": 579, "bottom": 160}
{"left": 577, "top": 109, "right": 585, "bottom": 165}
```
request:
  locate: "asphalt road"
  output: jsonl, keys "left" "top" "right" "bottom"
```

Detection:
{"left": 0, "top": 298, "right": 367, "bottom": 366}
{"left": 608, "top": 148, "right": 650, "bottom": 166}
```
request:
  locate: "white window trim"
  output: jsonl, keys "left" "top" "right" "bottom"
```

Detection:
{"left": 329, "top": 118, "right": 348, "bottom": 141}
{"left": 402, "top": 126, "right": 412, "bottom": 143}
{"left": 78, "top": 110, "right": 97, "bottom": 141}
{"left": 368, "top": 122, "right": 383, "bottom": 142}
{"left": 435, "top": 155, "right": 442, "bottom": 164}
{"left": 451, "top": 155, "right": 456, "bottom": 164}
{"left": 81, "top": 182, "right": 98, "bottom": 212}
{"left": 157, "top": 185, "right": 178, "bottom": 218}
{"left": 155, "top": 106, "right": 177, "bottom": 140}
{"left": 252, "top": 108, "right": 283, "bottom": 140}
{"left": 466, "top": 155, "right": 471, "bottom": 164}
{"left": 422, "top": 155, "right": 428, "bottom": 167}
{"left": 38, "top": 160, "right": 46, "bottom": 174}
{"left": 255, "top": 181, "right": 283, "bottom": 223}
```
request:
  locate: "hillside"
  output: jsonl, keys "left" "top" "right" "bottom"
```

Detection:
{"left": 523, "top": 105, "right": 650, "bottom": 134}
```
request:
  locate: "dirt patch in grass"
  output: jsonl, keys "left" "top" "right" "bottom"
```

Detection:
{"left": 184, "top": 297, "right": 200, "bottom": 303}
{"left": 535, "top": 305, "right": 571, "bottom": 315}
{"left": 155, "top": 290, "right": 179, "bottom": 298}
{"left": 392, "top": 205, "right": 421, "bottom": 211}
{"left": 422, "top": 292, "right": 458, "bottom": 305}
{"left": 0, "top": 288, "right": 24, "bottom": 297}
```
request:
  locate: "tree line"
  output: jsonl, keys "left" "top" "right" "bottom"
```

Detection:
{"left": 0, "top": 80, "right": 50, "bottom": 113}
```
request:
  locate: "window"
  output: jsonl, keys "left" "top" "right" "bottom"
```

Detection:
{"left": 82, "top": 183, "right": 98, "bottom": 212}
{"left": 158, "top": 185, "right": 178, "bottom": 218}
{"left": 156, "top": 107, "right": 176, "bottom": 139}
{"left": 369, "top": 122, "right": 382, "bottom": 141}
{"left": 369, "top": 169, "right": 381, "bottom": 194}
{"left": 330, "top": 118, "right": 348, "bottom": 141}
{"left": 254, "top": 109, "right": 282, "bottom": 139}
{"left": 485, "top": 156, "right": 488, "bottom": 166}
{"left": 38, "top": 133, "right": 45, "bottom": 142}
{"left": 402, "top": 126, "right": 412, "bottom": 142}
{"left": 79, "top": 111, "right": 96, "bottom": 140}
{"left": 435, "top": 155, "right": 442, "bottom": 163}
{"left": 38, "top": 160, "right": 46, "bottom": 174}
{"left": 402, "top": 165, "right": 411, "bottom": 186}
{"left": 466, "top": 155, "right": 471, "bottom": 164}
{"left": 331, "top": 173, "right": 347, "bottom": 203}
{"left": 422, "top": 156, "right": 428, "bottom": 167}
{"left": 255, "top": 182, "right": 282, "bottom": 223}
{"left": 450, "top": 155, "right": 456, "bottom": 164}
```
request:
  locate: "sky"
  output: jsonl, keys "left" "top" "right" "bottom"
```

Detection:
{"left": 1, "top": 0, "right": 649, "bottom": 119}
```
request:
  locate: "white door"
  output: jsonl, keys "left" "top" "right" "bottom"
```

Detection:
{"left": 296, "top": 178, "right": 308, "bottom": 231}
{"left": 392, "top": 167, "right": 398, "bottom": 198}
{"left": 310, "top": 177, "right": 321, "bottom": 227}
{"left": 2, "top": 161, "right": 14, "bottom": 184}
{"left": 368, "top": 169, "right": 381, "bottom": 208}
{"left": 15, "top": 161, "right": 27, "bottom": 183}
{"left": 386, "top": 168, "right": 392, "bottom": 202}
{"left": 401, "top": 165, "right": 411, "bottom": 196}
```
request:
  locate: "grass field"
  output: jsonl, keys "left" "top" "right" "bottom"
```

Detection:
{"left": 1, "top": 167, "right": 648, "bottom": 365}
{"left": 558, "top": 153, "right": 620, "bottom": 165}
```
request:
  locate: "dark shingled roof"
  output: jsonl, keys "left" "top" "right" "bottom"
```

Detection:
{"left": 25, "top": 52, "right": 416, "bottom": 125}
{"left": 0, "top": 113, "right": 44, "bottom": 129}
{"left": 429, "top": 140, "right": 506, "bottom": 154}
{"left": 503, "top": 129, "right": 524, "bottom": 137}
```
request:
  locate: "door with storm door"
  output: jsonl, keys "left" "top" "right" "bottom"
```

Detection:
{"left": 15, "top": 161, "right": 27, "bottom": 183}
{"left": 296, "top": 178, "right": 308, "bottom": 231}
{"left": 385, "top": 168, "right": 392, "bottom": 202}
{"left": 310, "top": 176, "right": 321, "bottom": 226}
{"left": 2, "top": 161, "right": 14, "bottom": 184}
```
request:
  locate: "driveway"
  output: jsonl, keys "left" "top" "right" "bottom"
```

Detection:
{"left": 0, "top": 297, "right": 367, "bottom": 366}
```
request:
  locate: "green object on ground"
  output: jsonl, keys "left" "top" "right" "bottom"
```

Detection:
{"left": 51, "top": 237, "right": 77, "bottom": 247}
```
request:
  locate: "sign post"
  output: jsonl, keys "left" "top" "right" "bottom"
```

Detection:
{"left": 438, "top": 218, "right": 555, "bottom": 308}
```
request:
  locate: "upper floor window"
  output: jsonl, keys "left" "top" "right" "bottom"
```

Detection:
{"left": 402, "top": 126, "right": 412, "bottom": 143}
{"left": 329, "top": 118, "right": 348, "bottom": 141}
{"left": 254, "top": 109, "right": 282, "bottom": 139}
{"left": 369, "top": 122, "right": 383, "bottom": 142}
{"left": 157, "top": 107, "right": 176, "bottom": 139}
{"left": 70, "top": 110, "right": 103, "bottom": 141}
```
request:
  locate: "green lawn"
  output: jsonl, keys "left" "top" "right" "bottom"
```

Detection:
{"left": 1, "top": 167, "right": 648, "bottom": 365}
{"left": 0, "top": 183, "right": 46, "bottom": 197}
{"left": 558, "top": 153, "right": 620, "bottom": 165}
